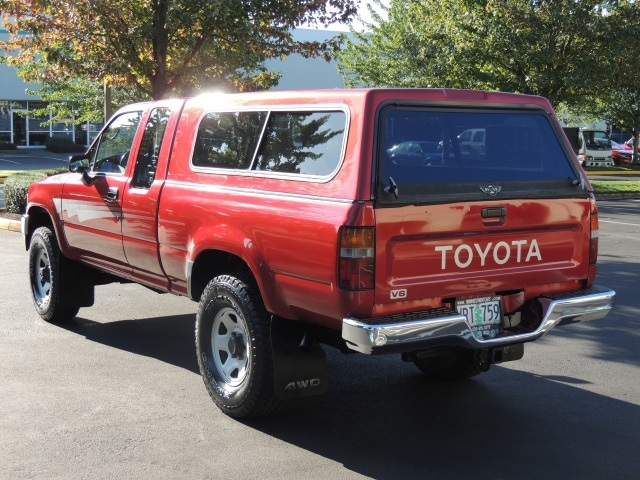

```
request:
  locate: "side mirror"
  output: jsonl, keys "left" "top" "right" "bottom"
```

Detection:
{"left": 69, "top": 155, "right": 94, "bottom": 186}
{"left": 69, "top": 154, "right": 90, "bottom": 173}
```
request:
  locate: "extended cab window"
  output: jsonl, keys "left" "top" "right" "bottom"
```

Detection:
{"left": 132, "top": 107, "right": 171, "bottom": 188}
{"left": 193, "top": 111, "right": 266, "bottom": 169}
{"left": 90, "top": 111, "right": 142, "bottom": 174}
{"left": 378, "top": 107, "right": 581, "bottom": 204}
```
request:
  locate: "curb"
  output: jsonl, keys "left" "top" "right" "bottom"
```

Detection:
{"left": 0, "top": 217, "right": 21, "bottom": 233}
{"left": 595, "top": 193, "right": 640, "bottom": 200}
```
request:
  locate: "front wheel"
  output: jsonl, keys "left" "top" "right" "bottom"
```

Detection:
{"left": 28, "top": 227, "right": 81, "bottom": 323}
{"left": 195, "top": 273, "right": 280, "bottom": 418}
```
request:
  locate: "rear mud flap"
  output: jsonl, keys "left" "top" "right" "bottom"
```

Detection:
{"left": 271, "top": 317, "right": 329, "bottom": 401}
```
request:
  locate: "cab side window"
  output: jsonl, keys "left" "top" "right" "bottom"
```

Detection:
{"left": 132, "top": 108, "right": 171, "bottom": 188}
{"left": 90, "top": 111, "right": 142, "bottom": 174}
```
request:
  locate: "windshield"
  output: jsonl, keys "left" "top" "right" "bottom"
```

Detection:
{"left": 377, "top": 107, "right": 581, "bottom": 204}
{"left": 583, "top": 131, "right": 611, "bottom": 150}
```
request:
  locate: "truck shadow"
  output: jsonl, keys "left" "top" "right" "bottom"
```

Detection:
{"left": 51, "top": 244, "right": 638, "bottom": 479}
{"left": 566, "top": 256, "right": 640, "bottom": 369}
{"left": 56, "top": 307, "right": 639, "bottom": 479}
{"left": 59, "top": 313, "right": 200, "bottom": 374}
{"left": 245, "top": 350, "right": 640, "bottom": 480}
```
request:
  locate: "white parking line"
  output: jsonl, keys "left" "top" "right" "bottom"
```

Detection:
{"left": 0, "top": 158, "right": 21, "bottom": 164}
{"left": 600, "top": 219, "right": 640, "bottom": 227}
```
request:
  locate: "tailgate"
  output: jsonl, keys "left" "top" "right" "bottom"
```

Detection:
{"left": 374, "top": 199, "right": 590, "bottom": 309}
{"left": 373, "top": 102, "right": 590, "bottom": 313}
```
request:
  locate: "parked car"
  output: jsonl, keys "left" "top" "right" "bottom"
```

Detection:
{"left": 611, "top": 140, "right": 633, "bottom": 165}
{"left": 624, "top": 137, "right": 640, "bottom": 154}
{"left": 457, "top": 128, "right": 486, "bottom": 155}
{"left": 387, "top": 140, "right": 444, "bottom": 165}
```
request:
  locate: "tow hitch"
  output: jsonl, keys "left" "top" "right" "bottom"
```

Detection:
{"left": 405, "top": 343, "right": 525, "bottom": 369}
{"left": 486, "top": 343, "right": 525, "bottom": 365}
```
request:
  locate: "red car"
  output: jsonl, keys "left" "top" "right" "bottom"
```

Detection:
{"left": 612, "top": 140, "right": 634, "bottom": 165}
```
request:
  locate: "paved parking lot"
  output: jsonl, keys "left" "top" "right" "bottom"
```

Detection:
{"left": 0, "top": 200, "right": 639, "bottom": 479}
{"left": 0, "top": 149, "right": 69, "bottom": 209}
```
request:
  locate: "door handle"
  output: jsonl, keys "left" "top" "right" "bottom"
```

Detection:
{"left": 106, "top": 187, "right": 119, "bottom": 201}
{"left": 481, "top": 207, "right": 506, "bottom": 218}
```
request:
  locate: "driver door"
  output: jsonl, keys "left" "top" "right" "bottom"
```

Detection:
{"left": 61, "top": 109, "right": 144, "bottom": 274}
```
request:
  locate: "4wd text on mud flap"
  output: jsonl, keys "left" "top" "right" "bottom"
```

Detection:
{"left": 285, "top": 378, "right": 321, "bottom": 391}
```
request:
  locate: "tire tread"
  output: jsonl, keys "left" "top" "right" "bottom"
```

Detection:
{"left": 196, "top": 272, "right": 281, "bottom": 418}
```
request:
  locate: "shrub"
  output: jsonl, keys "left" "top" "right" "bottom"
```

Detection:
{"left": 4, "top": 169, "right": 66, "bottom": 214}
{"left": 0, "top": 141, "right": 18, "bottom": 150}
{"left": 45, "top": 136, "right": 86, "bottom": 153}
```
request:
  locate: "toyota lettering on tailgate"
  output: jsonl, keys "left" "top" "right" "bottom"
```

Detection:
{"left": 435, "top": 239, "right": 542, "bottom": 270}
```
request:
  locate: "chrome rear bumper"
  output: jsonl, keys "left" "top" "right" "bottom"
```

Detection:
{"left": 342, "top": 285, "right": 615, "bottom": 354}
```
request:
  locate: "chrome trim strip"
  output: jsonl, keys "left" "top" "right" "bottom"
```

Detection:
{"left": 20, "top": 214, "right": 29, "bottom": 236}
{"left": 21, "top": 213, "right": 29, "bottom": 249}
{"left": 185, "top": 260, "right": 194, "bottom": 299}
{"left": 342, "top": 285, "right": 615, "bottom": 354}
{"left": 162, "top": 179, "right": 355, "bottom": 205}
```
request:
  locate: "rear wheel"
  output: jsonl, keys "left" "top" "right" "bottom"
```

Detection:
{"left": 195, "top": 273, "right": 280, "bottom": 418}
{"left": 412, "top": 349, "right": 486, "bottom": 381}
{"left": 28, "top": 227, "right": 81, "bottom": 323}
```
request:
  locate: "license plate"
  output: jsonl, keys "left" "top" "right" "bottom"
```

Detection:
{"left": 456, "top": 296, "right": 503, "bottom": 339}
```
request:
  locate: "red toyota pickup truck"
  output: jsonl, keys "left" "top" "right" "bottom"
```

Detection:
{"left": 21, "top": 89, "right": 615, "bottom": 418}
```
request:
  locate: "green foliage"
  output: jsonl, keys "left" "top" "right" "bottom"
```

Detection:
{"left": 0, "top": 141, "right": 18, "bottom": 150}
{"left": 19, "top": 59, "right": 141, "bottom": 125}
{"left": 337, "top": 0, "right": 616, "bottom": 107}
{"left": 569, "top": 2, "right": 640, "bottom": 163}
{"left": 1, "top": 0, "right": 357, "bottom": 103}
{"left": 4, "top": 170, "right": 65, "bottom": 214}
{"left": 590, "top": 180, "right": 640, "bottom": 195}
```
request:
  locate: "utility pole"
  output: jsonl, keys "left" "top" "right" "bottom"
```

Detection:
{"left": 104, "top": 79, "right": 112, "bottom": 123}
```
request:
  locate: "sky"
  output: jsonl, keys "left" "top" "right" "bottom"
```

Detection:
{"left": 303, "top": 0, "right": 388, "bottom": 32}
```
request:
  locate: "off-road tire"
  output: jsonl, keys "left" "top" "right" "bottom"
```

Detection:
{"left": 28, "top": 227, "right": 81, "bottom": 323}
{"left": 412, "top": 349, "right": 485, "bottom": 381}
{"left": 196, "top": 273, "right": 280, "bottom": 418}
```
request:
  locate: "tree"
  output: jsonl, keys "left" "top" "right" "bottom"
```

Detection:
{"left": 593, "top": 89, "right": 640, "bottom": 163}
{"left": 583, "top": 1, "right": 640, "bottom": 163}
{"left": 17, "top": 57, "right": 140, "bottom": 124}
{"left": 337, "top": 0, "right": 612, "bottom": 107}
{"left": 1, "top": 0, "right": 357, "bottom": 104}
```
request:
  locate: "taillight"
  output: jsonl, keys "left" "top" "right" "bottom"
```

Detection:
{"left": 589, "top": 197, "right": 599, "bottom": 265}
{"left": 338, "top": 227, "right": 375, "bottom": 290}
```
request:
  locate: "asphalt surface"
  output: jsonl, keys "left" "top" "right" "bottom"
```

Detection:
{"left": 0, "top": 200, "right": 639, "bottom": 479}
{"left": 0, "top": 149, "right": 70, "bottom": 209}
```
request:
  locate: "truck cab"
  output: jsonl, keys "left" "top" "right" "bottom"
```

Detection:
{"left": 564, "top": 127, "right": 614, "bottom": 167}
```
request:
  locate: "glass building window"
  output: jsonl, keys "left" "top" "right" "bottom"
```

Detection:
{"left": 28, "top": 102, "right": 50, "bottom": 146}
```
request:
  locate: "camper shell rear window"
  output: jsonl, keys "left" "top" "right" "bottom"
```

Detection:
{"left": 377, "top": 106, "right": 583, "bottom": 204}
